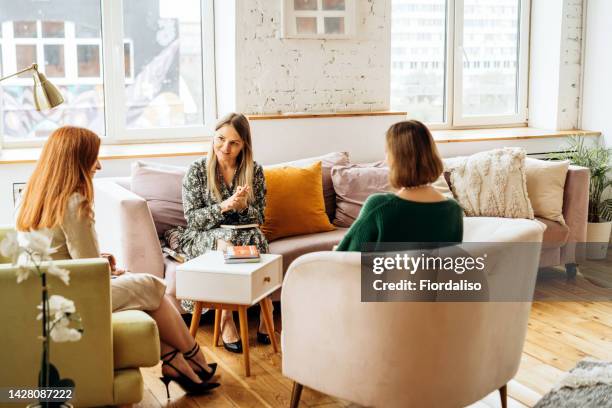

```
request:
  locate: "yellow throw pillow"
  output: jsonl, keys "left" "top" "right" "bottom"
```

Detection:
{"left": 262, "top": 161, "right": 335, "bottom": 241}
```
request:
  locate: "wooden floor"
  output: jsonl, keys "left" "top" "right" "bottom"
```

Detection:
{"left": 137, "top": 269, "right": 612, "bottom": 408}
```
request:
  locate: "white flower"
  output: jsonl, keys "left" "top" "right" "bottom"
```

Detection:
{"left": 0, "top": 232, "right": 20, "bottom": 263}
{"left": 16, "top": 266, "right": 32, "bottom": 283}
{"left": 21, "top": 230, "right": 53, "bottom": 257}
{"left": 15, "top": 253, "right": 34, "bottom": 283}
{"left": 37, "top": 295, "right": 76, "bottom": 321}
{"left": 49, "top": 325, "right": 82, "bottom": 342}
{"left": 37, "top": 295, "right": 82, "bottom": 342}
{"left": 48, "top": 264, "right": 70, "bottom": 286}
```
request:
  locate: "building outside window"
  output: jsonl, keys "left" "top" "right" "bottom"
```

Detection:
{"left": 0, "top": 0, "right": 215, "bottom": 146}
{"left": 390, "top": 0, "right": 530, "bottom": 127}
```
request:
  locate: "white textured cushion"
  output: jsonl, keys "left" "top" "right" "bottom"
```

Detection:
{"left": 524, "top": 158, "right": 569, "bottom": 226}
{"left": 446, "top": 148, "right": 534, "bottom": 219}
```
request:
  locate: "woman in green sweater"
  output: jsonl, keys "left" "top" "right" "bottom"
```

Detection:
{"left": 336, "top": 120, "right": 463, "bottom": 252}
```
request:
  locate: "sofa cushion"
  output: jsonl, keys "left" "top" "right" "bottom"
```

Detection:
{"left": 268, "top": 152, "right": 350, "bottom": 221}
{"left": 130, "top": 161, "right": 187, "bottom": 236}
{"left": 536, "top": 217, "right": 569, "bottom": 249}
{"left": 112, "top": 310, "right": 160, "bottom": 369}
{"left": 331, "top": 161, "right": 390, "bottom": 227}
{"left": 525, "top": 158, "right": 569, "bottom": 226}
{"left": 262, "top": 162, "right": 336, "bottom": 241}
{"left": 331, "top": 162, "right": 452, "bottom": 228}
{"left": 269, "top": 228, "right": 348, "bottom": 272}
{"left": 446, "top": 148, "right": 534, "bottom": 219}
{"left": 463, "top": 216, "right": 545, "bottom": 243}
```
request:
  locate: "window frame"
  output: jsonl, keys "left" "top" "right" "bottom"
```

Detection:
{"left": 0, "top": 0, "right": 217, "bottom": 149}
{"left": 392, "top": 0, "right": 531, "bottom": 130}
{"left": 451, "top": 0, "right": 530, "bottom": 127}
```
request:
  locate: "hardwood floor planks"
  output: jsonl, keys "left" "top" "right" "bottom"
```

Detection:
{"left": 136, "top": 276, "right": 611, "bottom": 407}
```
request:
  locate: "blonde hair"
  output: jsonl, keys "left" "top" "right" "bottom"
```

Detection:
{"left": 206, "top": 113, "right": 255, "bottom": 203}
{"left": 386, "top": 120, "right": 443, "bottom": 189}
{"left": 17, "top": 126, "right": 100, "bottom": 231}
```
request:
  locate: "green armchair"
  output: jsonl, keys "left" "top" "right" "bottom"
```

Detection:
{"left": 0, "top": 227, "right": 160, "bottom": 407}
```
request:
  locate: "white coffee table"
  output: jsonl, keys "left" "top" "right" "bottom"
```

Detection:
{"left": 176, "top": 251, "right": 283, "bottom": 376}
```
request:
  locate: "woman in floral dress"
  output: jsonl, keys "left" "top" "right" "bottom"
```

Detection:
{"left": 168, "top": 112, "right": 270, "bottom": 353}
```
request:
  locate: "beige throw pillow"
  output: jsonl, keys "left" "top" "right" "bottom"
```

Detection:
{"left": 447, "top": 148, "right": 534, "bottom": 219}
{"left": 525, "top": 158, "right": 569, "bottom": 225}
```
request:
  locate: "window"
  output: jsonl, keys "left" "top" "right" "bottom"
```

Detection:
{"left": 390, "top": 0, "right": 530, "bottom": 127}
{"left": 0, "top": 0, "right": 215, "bottom": 146}
{"left": 282, "top": 0, "right": 357, "bottom": 38}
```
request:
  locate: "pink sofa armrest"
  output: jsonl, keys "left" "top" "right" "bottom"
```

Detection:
{"left": 563, "top": 166, "right": 589, "bottom": 244}
{"left": 94, "top": 179, "right": 164, "bottom": 278}
{"left": 560, "top": 166, "right": 589, "bottom": 264}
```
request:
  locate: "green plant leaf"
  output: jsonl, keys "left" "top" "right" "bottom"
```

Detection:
{"left": 599, "top": 199, "right": 612, "bottom": 222}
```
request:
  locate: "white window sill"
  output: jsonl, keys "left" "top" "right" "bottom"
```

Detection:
{"left": 0, "top": 127, "right": 601, "bottom": 165}
{"left": 0, "top": 141, "right": 210, "bottom": 164}
{"left": 432, "top": 127, "right": 600, "bottom": 143}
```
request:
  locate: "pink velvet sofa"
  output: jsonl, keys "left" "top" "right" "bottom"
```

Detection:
{"left": 93, "top": 159, "right": 588, "bottom": 310}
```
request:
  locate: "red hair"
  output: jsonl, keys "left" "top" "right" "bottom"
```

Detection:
{"left": 17, "top": 126, "right": 100, "bottom": 231}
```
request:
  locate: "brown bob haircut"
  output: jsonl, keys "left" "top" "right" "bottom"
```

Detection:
{"left": 386, "top": 120, "right": 443, "bottom": 189}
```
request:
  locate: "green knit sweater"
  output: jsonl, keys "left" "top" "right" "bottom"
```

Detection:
{"left": 336, "top": 193, "right": 464, "bottom": 252}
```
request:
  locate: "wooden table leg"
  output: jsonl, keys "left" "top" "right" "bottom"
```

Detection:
{"left": 238, "top": 305, "right": 250, "bottom": 377}
{"left": 260, "top": 297, "right": 279, "bottom": 353}
{"left": 213, "top": 308, "right": 221, "bottom": 347}
{"left": 189, "top": 301, "right": 203, "bottom": 338}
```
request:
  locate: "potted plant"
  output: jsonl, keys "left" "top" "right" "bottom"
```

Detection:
{"left": 0, "top": 231, "right": 83, "bottom": 408}
{"left": 550, "top": 137, "right": 612, "bottom": 259}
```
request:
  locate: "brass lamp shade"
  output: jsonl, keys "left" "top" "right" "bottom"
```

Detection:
{"left": 0, "top": 63, "right": 64, "bottom": 111}
{"left": 32, "top": 67, "right": 64, "bottom": 111}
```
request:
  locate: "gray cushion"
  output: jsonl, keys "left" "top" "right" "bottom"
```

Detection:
{"left": 130, "top": 161, "right": 187, "bottom": 236}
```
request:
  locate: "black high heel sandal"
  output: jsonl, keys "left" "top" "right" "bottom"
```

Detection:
{"left": 183, "top": 342, "right": 217, "bottom": 382}
{"left": 159, "top": 349, "right": 220, "bottom": 399}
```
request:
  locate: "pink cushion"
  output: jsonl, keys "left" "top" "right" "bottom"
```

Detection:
{"left": 331, "top": 161, "right": 390, "bottom": 227}
{"left": 268, "top": 152, "right": 350, "bottom": 221}
{"left": 130, "top": 161, "right": 187, "bottom": 236}
{"left": 269, "top": 228, "right": 348, "bottom": 272}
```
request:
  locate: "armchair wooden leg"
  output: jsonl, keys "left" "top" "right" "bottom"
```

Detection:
{"left": 499, "top": 384, "right": 507, "bottom": 408}
{"left": 565, "top": 263, "right": 578, "bottom": 279}
{"left": 290, "top": 382, "right": 303, "bottom": 408}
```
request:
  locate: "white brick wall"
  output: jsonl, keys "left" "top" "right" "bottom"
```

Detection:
{"left": 558, "top": 0, "right": 584, "bottom": 129}
{"left": 529, "top": 0, "right": 584, "bottom": 130}
{"left": 235, "top": 0, "right": 391, "bottom": 114}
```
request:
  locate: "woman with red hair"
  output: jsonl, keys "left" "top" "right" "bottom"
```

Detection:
{"left": 17, "top": 126, "right": 219, "bottom": 398}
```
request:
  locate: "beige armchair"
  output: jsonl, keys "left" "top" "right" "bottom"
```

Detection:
{"left": 281, "top": 218, "right": 545, "bottom": 408}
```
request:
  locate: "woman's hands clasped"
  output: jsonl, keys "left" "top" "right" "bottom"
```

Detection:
{"left": 220, "top": 185, "right": 250, "bottom": 213}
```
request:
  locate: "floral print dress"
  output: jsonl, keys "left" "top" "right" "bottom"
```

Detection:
{"left": 166, "top": 156, "right": 269, "bottom": 312}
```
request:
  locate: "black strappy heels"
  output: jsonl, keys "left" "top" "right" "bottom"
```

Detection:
{"left": 159, "top": 349, "right": 220, "bottom": 399}
{"left": 183, "top": 342, "right": 217, "bottom": 382}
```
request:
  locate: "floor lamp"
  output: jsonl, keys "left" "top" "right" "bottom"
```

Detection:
{"left": 0, "top": 63, "right": 64, "bottom": 147}
{"left": 0, "top": 63, "right": 64, "bottom": 110}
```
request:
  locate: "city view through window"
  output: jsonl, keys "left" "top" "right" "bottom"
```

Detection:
{"left": 0, "top": 0, "right": 205, "bottom": 142}
{"left": 390, "top": 0, "right": 522, "bottom": 124}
